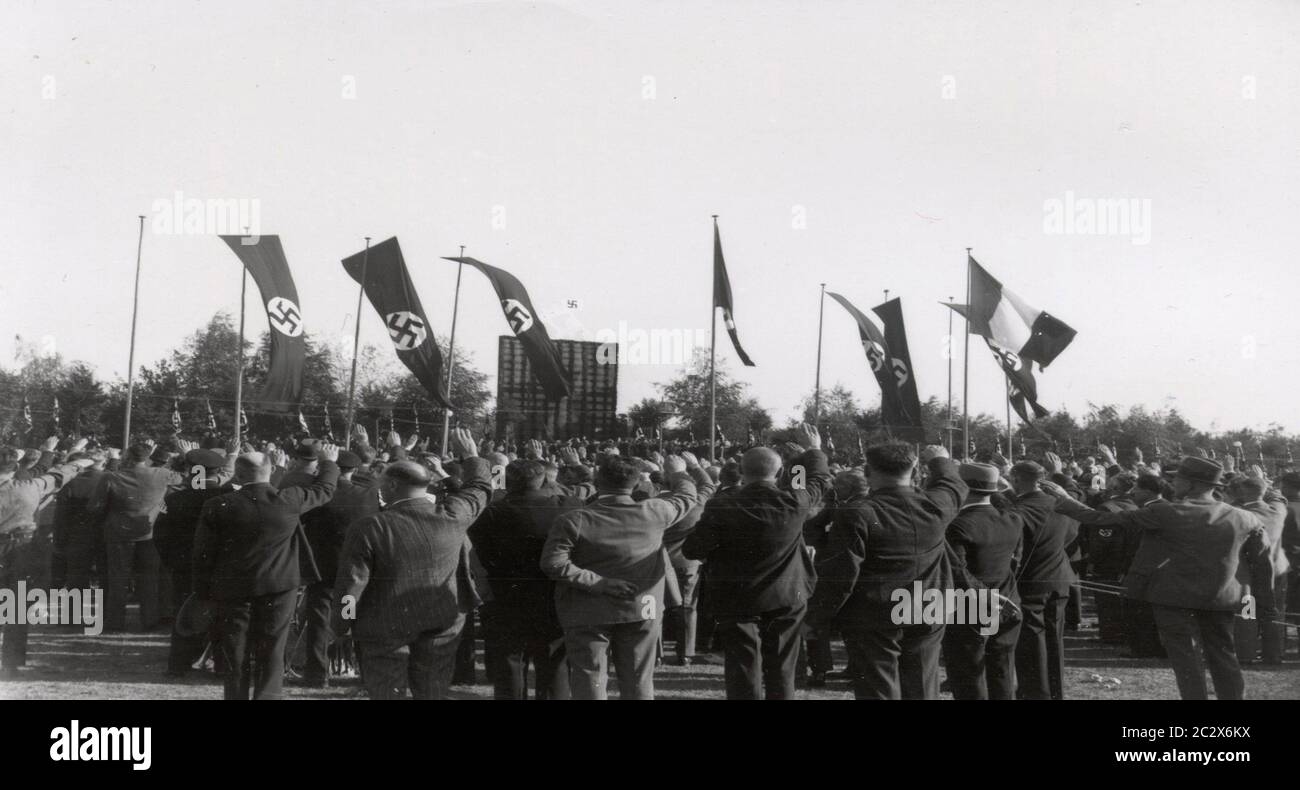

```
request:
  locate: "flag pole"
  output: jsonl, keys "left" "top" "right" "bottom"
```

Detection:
{"left": 709, "top": 215, "right": 719, "bottom": 464}
{"left": 122, "top": 215, "right": 145, "bottom": 449}
{"left": 946, "top": 295, "right": 954, "bottom": 454}
{"left": 440, "top": 244, "right": 465, "bottom": 455}
{"left": 1005, "top": 377, "right": 1013, "bottom": 460}
{"left": 813, "top": 282, "right": 826, "bottom": 423}
{"left": 962, "top": 248, "right": 972, "bottom": 458}
{"left": 344, "top": 237, "right": 371, "bottom": 447}
{"left": 232, "top": 265, "right": 247, "bottom": 447}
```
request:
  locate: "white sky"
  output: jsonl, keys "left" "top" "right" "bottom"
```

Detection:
{"left": 3, "top": 0, "right": 1299, "bottom": 433}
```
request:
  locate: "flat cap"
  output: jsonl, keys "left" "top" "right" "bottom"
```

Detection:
{"left": 185, "top": 448, "right": 225, "bottom": 470}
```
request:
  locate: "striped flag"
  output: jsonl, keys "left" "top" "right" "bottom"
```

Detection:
{"left": 322, "top": 403, "right": 334, "bottom": 440}
{"left": 21, "top": 396, "right": 32, "bottom": 432}
{"left": 712, "top": 218, "right": 756, "bottom": 367}
{"left": 412, "top": 401, "right": 419, "bottom": 433}
{"left": 945, "top": 256, "right": 1076, "bottom": 422}
{"left": 298, "top": 408, "right": 310, "bottom": 434}
{"left": 205, "top": 399, "right": 217, "bottom": 431}
{"left": 239, "top": 407, "right": 248, "bottom": 435}
{"left": 171, "top": 398, "right": 182, "bottom": 431}
{"left": 52, "top": 397, "right": 61, "bottom": 432}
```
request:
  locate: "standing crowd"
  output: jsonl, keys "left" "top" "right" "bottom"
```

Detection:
{"left": 0, "top": 425, "right": 1296, "bottom": 700}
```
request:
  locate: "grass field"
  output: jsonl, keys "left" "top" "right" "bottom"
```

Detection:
{"left": 3, "top": 610, "right": 1297, "bottom": 700}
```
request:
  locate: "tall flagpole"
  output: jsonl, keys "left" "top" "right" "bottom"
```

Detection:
{"left": 232, "top": 262, "right": 248, "bottom": 447}
{"left": 1005, "top": 378, "right": 1013, "bottom": 459}
{"left": 709, "top": 215, "right": 718, "bottom": 464}
{"left": 122, "top": 215, "right": 146, "bottom": 449}
{"left": 344, "top": 237, "right": 371, "bottom": 447}
{"left": 962, "top": 247, "right": 972, "bottom": 458}
{"left": 813, "top": 283, "right": 826, "bottom": 423}
{"left": 946, "top": 296, "right": 954, "bottom": 454}
{"left": 441, "top": 244, "right": 465, "bottom": 456}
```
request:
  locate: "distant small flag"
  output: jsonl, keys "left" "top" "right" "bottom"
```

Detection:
{"left": 205, "top": 399, "right": 217, "bottom": 431}
{"left": 826, "top": 432, "right": 835, "bottom": 453}
{"left": 21, "top": 396, "right": 32, "bottom": 432}
{"left": 52, "top": 397, "right": 61, "bottom": 432}
{"left": 747, "top": 428, "right": 756, "bottom": 446}
{"left": 412, "top": 402, "right": 420, "bottom": 433}
{"left": 716, "top": 424, "right": 727, "bottom": 445}
{"left": 635, "top": 426, "right": 645, "bottom": 440}
{"left": 322, "top": 403, "right": 333, "bottom": 439}
{"left": 171, "top": 398, "right": 182, "bottom": 431}
{"left": 388, "top": 411, "right": 395, "bottom": 435}
{"left": 239, "top": 407, "right": 249, "bottom": 434}
{"left": 298, "top": 408, "right": 310, "bottom": 434}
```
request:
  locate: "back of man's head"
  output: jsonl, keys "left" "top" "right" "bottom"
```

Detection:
{"left": 505, "top": 459, "right": 546, "bottom": 494}
{"left": 719, "top": 461, "right": 742, "bottom": 487}
{"left": 126, "top": 443, "right": 153, "bottom": 465}
{"left": 741, "top": 447, "right": 782, "bottom": 482}
{"left": 865, "top": 442, "right": 916, "bottom": 479}
{"left": 382, "top": 461, "right": 433, "bottom": 499}
{"left": 596, "top": 455, "right": 640, "bottom": 492}
{"left": 833, "top": 469, "right": 869, "bottom": 499}
{"left": 234, "top": 452, "right": 272, "bottom": 484}
{"left": 1230, "top": 476, "right": 1267, "bottom": 503}
{"left": 1134, "top": 473, "right": 1164, "bottom": 497}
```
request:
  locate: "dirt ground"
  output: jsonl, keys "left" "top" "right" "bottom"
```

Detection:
{"left": 2, "top": 606, "right": 1297, "bottom": 700}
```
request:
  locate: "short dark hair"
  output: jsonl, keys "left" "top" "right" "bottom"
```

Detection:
{"left": 596, "top": 455, "right": 640, "bottom": 490}
{"left": 865, "top": 442, "right": 916, "bottom": 477}
{"left": 719, "top": 461, "right": 741, "bottom": 486}
{"left": 0, "top": 447, "right": 19, "bottom": 474}
{"left": 505, "top": 460, "right": 546, "bottom": 494}
{"left": 1134, "top": 473, "right": 1164, "bottom": 495}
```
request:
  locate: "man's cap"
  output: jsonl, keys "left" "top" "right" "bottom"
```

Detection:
{"left": 1279, "top": 471, "right": 1300, "bottom": 488}
{"left": 1010, "top": 460, "right": 1045, "bottom": 480}
{"left": 959, "top": 462, "right": 1000, "bottom": 493}
{"left": 1175, "top": 456, "right": 1223, "bottom": 486}
{"left": 185, "top": 449, "right": 225, "bottom": 470}
{"left": 336, "top": 450, "right": 362, "bottom": 469}
{"left": 294, "top": 441, "right": 318, "bottom": 460}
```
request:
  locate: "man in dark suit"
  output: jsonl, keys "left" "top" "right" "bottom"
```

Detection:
{"left": 294, "top": 449, "right": 379, "bottom": 687}
{"left": 1000, "top": 460, "right": 1076, "bottom": 700}
{"left": 88, "top": 441, "right": 189, "bottom": 632}
{"left": 684, "top": 424, "right": 828, "bottom": 700}
{"left": 1043, "top": 456, "right": 1268, "bottom": 700}
{"left": 470, "top": 459, "right": 580, "bottom": 699}
{"left": 332, "top": 428, "right": 490, "bottom": 700}
{"left": 808, "top": 443, "right": 965, "bottom": 700}
{"left": 154, "top": 449, "right": 228, "bottom": 676}
{"left": 1123, "top": 473, "right": 1168, "bottom": 657}
{"left": 193, "top": 443, "right": 338, "bottom": 700}
{"left": 942, "top": 462, "right": 1023, "bottom": 700}
{"left": 1081, "top": 472, "right": 1138, "bottom": 644}
{"left": 541, "top": 452, "right": 704, "bottom": 700}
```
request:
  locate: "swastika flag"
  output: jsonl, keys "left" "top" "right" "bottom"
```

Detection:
{"left": 220, "top": 235, "right": 305, "bottom": 411}
{"left": 342, "top": 237, "right": 452, "bottom": 409}
{"left": 442, "top": 256, "right": 572, "bottom": 402}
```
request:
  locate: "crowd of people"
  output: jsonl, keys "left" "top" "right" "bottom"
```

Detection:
{"left": 0, "top": 424, "right": 1296, "bottom": 700}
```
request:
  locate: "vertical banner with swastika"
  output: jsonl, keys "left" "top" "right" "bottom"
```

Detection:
{"left": 826, "top": 291, "right": 913, "bottom": 436}
{"left": 219, "top": 235, "right": 306, "bottom": 411}
{"left": 871, "top": 297, "right": 925, "bottom": 441}
{"left": 442, "top": 256, "right": 572, "bottom": 402}
{"left": 342, "top": 237, "right": 453, "bottom": 409}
